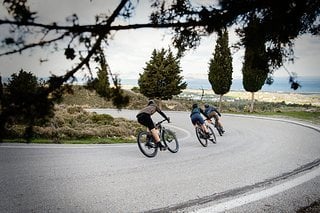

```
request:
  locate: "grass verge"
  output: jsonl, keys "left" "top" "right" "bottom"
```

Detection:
{"left": 2, "top": 137, "right": 136, "bottom": 144}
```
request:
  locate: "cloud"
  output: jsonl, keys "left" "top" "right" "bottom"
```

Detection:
{"left": 1, "top": 0, "right": 319, "bottom": 81}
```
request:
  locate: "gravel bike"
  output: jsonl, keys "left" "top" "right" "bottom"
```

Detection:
{"left": 195, "top": 120, "right": 216, "bottom": 147}
{"left": 137, "top": 119, "right": 179, "bottom": 158}
{"left": 207, "top": 119, "right": 224, "bottom": 136}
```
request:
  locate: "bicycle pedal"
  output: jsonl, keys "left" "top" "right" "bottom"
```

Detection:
{"left": 146, "top": 142, "right": 156, "bottom": 148}
{"left": 158, "top": 143, "right": 167, "bottom": 151}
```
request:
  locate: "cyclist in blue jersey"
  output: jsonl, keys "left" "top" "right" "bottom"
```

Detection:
{"left": 190, "top": 103, "right": 210, "bottom": 138}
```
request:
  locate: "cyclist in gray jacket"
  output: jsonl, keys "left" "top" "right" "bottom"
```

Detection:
{"left": 136, "top": 100, "right": 170, "bottom": 150}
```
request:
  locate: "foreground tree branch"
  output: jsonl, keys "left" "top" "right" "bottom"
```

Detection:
{"left": 1, "top": 0, "right": 319, "bottom": 93}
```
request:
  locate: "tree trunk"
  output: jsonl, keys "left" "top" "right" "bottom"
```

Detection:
{"left": 201, "top": 88, "right": 204, "bottom": 101}
{"left": 250, "top": 92, "right": 255, "bottom": 112}
{"left": 219, "top": 94, "right": 223, "bottom": 112}
{"left": 157, "top": 98, "right": 162, "bottom": 110}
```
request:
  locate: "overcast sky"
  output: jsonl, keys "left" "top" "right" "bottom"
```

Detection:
{"left": 0, "top": 0, "right": 319, "bottom": 80}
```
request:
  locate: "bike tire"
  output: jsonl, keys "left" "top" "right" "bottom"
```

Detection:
{"left": 195, "top": 127, "right": 208, "bottom": 147}
{"left": 137, "top": 131, "right": 158, "bottom": 158}
{"left": 162, "top": 129, "right": 179, "bottom": 153}
{"left": 207, "top": 125, "right": 217, "bottom": 144}
{"left": 215, "top": 123, "right": 223, "bottom": 136}
{"left": 217, "top": 126, "right": 223, "bottom": 136}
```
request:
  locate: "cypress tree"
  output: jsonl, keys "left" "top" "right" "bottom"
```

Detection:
{"left": 242, "top": 17, "right": 269, "bottom": 112}
{"left": 208, "top": 28, "right": 233, "bottom": 110}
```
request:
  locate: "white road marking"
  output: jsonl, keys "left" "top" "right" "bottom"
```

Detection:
{"left": 166, "top": 124, "right": 192, "bottom": 141}
{"left": 194, "top": 166, "right": 320, "bottom": 213}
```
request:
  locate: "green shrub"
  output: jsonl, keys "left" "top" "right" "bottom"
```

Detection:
{"left": 91, "top": 114, "right": 114, "bottom": 125}
{"left": 131, "top": 86, "right": 140, "bottom": 93}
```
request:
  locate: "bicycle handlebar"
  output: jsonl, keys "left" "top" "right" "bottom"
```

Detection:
{"left": 155, "top": 119, "right": 169, "bottom": 127}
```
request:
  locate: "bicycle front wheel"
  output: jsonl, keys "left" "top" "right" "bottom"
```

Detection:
{"left": 215, "top": 123, "right": 223, "bottom": 136}
{"left": 137, "top": 131, "right": 158, "bottom": 158}
{"left": 162, "top": 129, "right": 179, "bottom": 153}
{"left": 195, "top": 127, "right": 208, "bottom": 147}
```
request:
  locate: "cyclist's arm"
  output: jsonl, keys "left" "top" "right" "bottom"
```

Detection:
{"left": 214, "top": 109, "right": 221, "bottom": 117}
{"left": 157, "top": 108, "right": 170, "bottom": 122}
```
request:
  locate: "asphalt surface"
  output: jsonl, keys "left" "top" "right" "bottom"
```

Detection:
{"left": 0, "top": 110, "right": 319, "bottom": 212}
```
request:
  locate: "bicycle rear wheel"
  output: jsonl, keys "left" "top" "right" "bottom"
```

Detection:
{"left": 137, "top": 131, "right": 158, "bottom": 158}
{"left": 207, "top": 125, "right": 217, "bottom": 144}
{"left": 162, "top": 129, "right": 179, "bottom": 153}
{"left": 195, "top": 127, "right": 208, "bottom": 147}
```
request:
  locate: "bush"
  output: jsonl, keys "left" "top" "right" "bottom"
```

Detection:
{"left": 91, "top": 114, "right": 114, "bottom": 125}
{"left": 131, "top": 86, "right": 140, "bottom": 93}
{"left": 4, "top": 105, "right": 143, "bottom": 141}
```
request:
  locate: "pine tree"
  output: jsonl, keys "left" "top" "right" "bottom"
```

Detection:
{"left": 85, "top": 52, "right": 129, "bottom": 109}
{"left": 208, "top": 28, "right": 233, "bottom": 110}
{"left": 242, "top": 17, "right": 269, "bottom": 112}
{"left": 4, "top": 70, "right": 55, "bottom": 142}
{"left": 138, "top": 48, "right": 187, "bottom": 104}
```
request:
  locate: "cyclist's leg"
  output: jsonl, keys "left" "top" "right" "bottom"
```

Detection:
{"left": 192, "top": 114, "right": 207, "bottom": 133}
{"left": 213, "top": 113, "right": 224, "bottom": 131}
{"left": 150, "top": 128, "right": 160, "bottom": 143}
{"left": 138, "top": 114, "right": 161, "bottom": 145}
{"left": 209, "top": 112, "right": 217, "bottom": 126}
{"left": 207, "top": 113, "right": 214, "bottom": 124}
{"left": 146, "top": 120, "right": 166, "bottom": 150}
{"left": 218, "top": 121, "right": 224, "bottom": 131}
{"left": 199, "top": 116, "right": 209, "bottom": 134}
{"left": 196, "top": 115, "right": 210, "bottom": 138}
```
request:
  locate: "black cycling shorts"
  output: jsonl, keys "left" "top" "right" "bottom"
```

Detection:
{"left": 137, "top": 113, "right": 155, "bottom": 130}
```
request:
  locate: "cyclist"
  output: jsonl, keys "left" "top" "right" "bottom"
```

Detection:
{"left": 136, "top": 100, "right": 170, "bottom": 150}
{"left": 190, "top": 103, "right": 210, "bottom": 138}
{"left": 204, "top": 103, "right": 225, "bottom": 133}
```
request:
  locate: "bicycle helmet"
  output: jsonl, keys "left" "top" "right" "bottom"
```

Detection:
{"left": 192, "top": 103, "right": 198, "bottom": 109}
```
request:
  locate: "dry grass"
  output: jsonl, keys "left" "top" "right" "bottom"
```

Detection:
{"left": 6, "top": 105, "right": 144, "bottom": 142}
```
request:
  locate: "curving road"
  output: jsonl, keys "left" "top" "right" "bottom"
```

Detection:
{"left": 1, "top": 110, "right": 319, "bottom": 212}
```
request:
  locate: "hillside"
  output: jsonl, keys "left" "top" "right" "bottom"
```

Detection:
{"left": 62, "top": 85, "right": 192, "bottom": 111}
{"left": 62, "top": 85, "right": 320, "bottom": 112}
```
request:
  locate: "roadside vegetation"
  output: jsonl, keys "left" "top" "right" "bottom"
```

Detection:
{"left": 3, "top": 85, "right": 319, "bottom": 144}
{"left": 3, "top": 104, "right": 143, "bottom": 143}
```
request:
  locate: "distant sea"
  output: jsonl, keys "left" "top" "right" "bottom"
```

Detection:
{"left": 121, "top": 76, "right": 320, "bottom": 93}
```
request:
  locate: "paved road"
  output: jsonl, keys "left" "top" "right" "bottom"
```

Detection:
{"left": 1, "top": 110, "right": 319, "bottom": 212}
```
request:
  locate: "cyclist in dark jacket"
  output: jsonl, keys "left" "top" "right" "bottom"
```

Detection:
{"left": 190, "top": 103, "right": 210, "bottom": 138}
{"left": 204, "top": 104, "right": 225, "bottom": 133}
{"left": 136, "top": 100, "right": 170, "bottom": 150}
